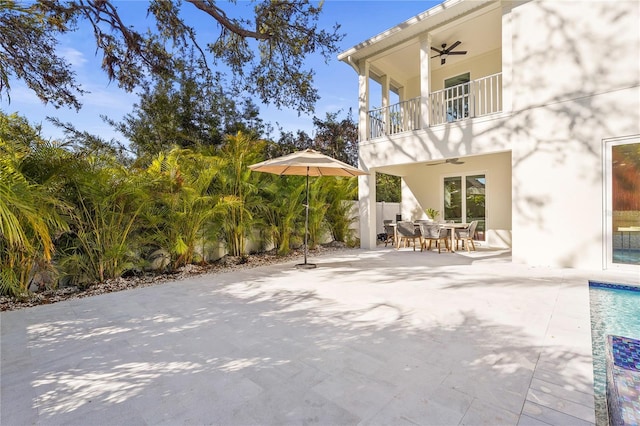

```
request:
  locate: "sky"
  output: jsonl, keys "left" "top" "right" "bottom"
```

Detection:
{"left": 1, "top": 1, "right": 439, "bottom": 144}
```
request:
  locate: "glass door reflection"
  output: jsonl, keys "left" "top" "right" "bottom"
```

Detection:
{"left": 611, "top": 142, "right": 640, "bottom": 265}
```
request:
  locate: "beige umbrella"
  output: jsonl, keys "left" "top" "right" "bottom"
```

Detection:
{"left": 249, "top": 149, "right": 368, "bottom": 268}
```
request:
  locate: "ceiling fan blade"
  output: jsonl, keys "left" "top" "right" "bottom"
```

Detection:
{"left": 430, "top": 46, "right": 442, "bottom": 54}
{"left": 427, "top": 158, "right": 464, "bottom": 166}
{"left": 448, "top": 51, "right": 467, "bottom": 55}
{"left": 441, "top": 57, "right": 446, "bottom": 65}
{"left": 446, "top": 41, "right": 461, "bottom": 52}
{"left": 431, "top": 54, "right": 441, "bottom": 59}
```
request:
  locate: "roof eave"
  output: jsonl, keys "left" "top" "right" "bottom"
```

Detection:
{"left": 337, "top": 0, "right": 496, "bottom": 67}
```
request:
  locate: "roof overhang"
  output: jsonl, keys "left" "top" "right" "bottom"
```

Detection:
{"left": 338, "top": 0, "right": 497, "bottom": 71}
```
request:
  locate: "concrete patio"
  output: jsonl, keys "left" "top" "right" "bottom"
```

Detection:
{"left": 2, "top": 247, "right": 638, "bottom": 425}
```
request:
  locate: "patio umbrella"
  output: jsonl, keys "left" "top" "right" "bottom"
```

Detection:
{"left": 249, "top": 149, "right": 368, "bottom": 268}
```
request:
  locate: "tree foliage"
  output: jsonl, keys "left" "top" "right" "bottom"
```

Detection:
{"left": 268, "top": 109, "right": 358, "bottom": 165}
{"left": 0, "top": 1, "right": 85, "bottom": 109}
{"left": 256, "top": 175, "right": 305, "bottom": 256}
{"left": 213, "top": 131, "right": 265, "bottom": 257}
{"left": 377, "top": 173, "right": 401, "bottom": 203}
{"left": 57, "top": 157, "right": 148, "bottom": 284}
{"left": 107, "top": 58, "right": 265, "bottom": 160}
{"left": 322, "top": 177, "right": 358, "bottom": 243}
{"left": 142, "top": 148, "right": 220, "bottom": 269}
{"left": 312, "top": 110, "right": 358, "bottom": 166}
{"left": 0, "top": 113, "right": 68, "bottom": 295}
{"left": 0, "top": 109, "right": 364, "bottom": 297}
{"left": 0, "top": 0, "right": 343, "bottom": 113}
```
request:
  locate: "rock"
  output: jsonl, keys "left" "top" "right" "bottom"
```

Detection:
{"left": 147, "top": 249, "right": 171, "bottom": 271}
{"left": 177, "top": 264, "right": 203, "bottom": 275}
{"left": 28, "top": 262, "right": 58, "bottom": 292}
{"left": 323, "top": 241, "right": 347, "bottom": 249}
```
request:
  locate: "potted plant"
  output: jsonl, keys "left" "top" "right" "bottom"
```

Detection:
{"left": 425, "top": 208, "right": 440, "bottom": 221}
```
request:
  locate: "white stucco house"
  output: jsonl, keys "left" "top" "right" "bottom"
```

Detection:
{"left": 338, "top": 0, "right": 640, "bottom": 270}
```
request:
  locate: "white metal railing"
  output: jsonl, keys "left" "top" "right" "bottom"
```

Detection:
{"left": 368, "top": 97, "right": 421, "bottom": 139}
{"left": 430, "top": 73, "right": 502, "bottom": 126}
{"left": 366, "top": 73, "right": 502, "bottom": 138}
{"left": 472, "top": 73, "right": 502, "bottom": 117}
{"left": 430, "top": 82, "right": 470, "bottom": 125}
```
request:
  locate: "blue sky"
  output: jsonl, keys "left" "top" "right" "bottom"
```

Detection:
{"left": 2, "top": 1, "right": 438, "bottom": 143}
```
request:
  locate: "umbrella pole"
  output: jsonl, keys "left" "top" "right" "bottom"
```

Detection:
{"left": 298, "top": 168, "right": 316, "bottom": 269}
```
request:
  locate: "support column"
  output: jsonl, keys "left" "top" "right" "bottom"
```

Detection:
{"left": 358, "top": 60, "right": 370, "bottom": 142}
{"left": 381, "top": 74, "right": 390, "bottom": 135}
{"left": 398, "top": 85, "right": 408, "bottom": 131}
{"left": 419, "top": 34, "right": 432, "bottom": 129}
{"left": 358, "top": 169, "right": 377, "bottom": 250}
{"left": 501, "top": 3, "right": 513, "bottom": 113}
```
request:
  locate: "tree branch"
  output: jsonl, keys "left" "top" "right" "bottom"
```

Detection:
{"left": 185, "top": 0, "right": 270, "bottom": 40}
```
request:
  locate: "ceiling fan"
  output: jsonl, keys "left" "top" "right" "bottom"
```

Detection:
{"left": 426, "top": 158, "right": 465, "bottom": 166}
{"left": 431, "top": 41, "right": 467, "bottom": 65}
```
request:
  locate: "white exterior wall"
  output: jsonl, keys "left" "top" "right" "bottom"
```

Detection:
{"left": 402, "top": 151, "right": 512, "bottom": 248}
{"left": 349, "top": 0, "right": 639, "bottom": 269}
{"left": 509, "top": 0, "right": 640, "bottom": 268}
{"left": 350, "top": 202, "right": 402, "bottom": 236}
{"left": 359, "top": 113, "right": 512, "bottom": 169}
{"left": 430, "top": 48, "right": 502, "bottom": 91}
{"left": 405, "top": 77, "right": 421, "bottom": 101}
{"left": 402, "top": 48, "right": 501, "bottom": 98}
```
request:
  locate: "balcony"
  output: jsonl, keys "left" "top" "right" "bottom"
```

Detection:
{"left": 367, "top": 73, "right": 503, "bottom": 140}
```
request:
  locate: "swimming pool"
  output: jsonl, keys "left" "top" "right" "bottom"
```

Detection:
{"left": 589, "top": 281, "right": 640, "bottom": 425}
{"left": 613, "top": 248, "right": 640, "bottom": 265}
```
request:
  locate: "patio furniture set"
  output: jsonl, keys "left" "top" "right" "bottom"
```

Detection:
{"left": 383, "top": 220, "right": 479, "bottom": 253}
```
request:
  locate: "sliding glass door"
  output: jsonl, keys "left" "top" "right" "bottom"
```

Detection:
{"left": 443, "top": 174, "right": 486, "bottom": 240}
{"left": 605, "top": 138, "right": 640, "bottom": 267}
{"left": 443, "top": 176, "right": 463, "bottom": 222}
{"left": 466, "top": 175, "right": 486, "bottom": 241}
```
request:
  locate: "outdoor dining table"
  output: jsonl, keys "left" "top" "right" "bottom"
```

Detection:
{"left": 439, "top": 222, "right": 470, "bottom": 253}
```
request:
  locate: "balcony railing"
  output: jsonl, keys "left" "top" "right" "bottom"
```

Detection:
{"left": 367, "top": 73, "right": 503, "bottom": 139}
{"left": 369, "top": 97, "right": 421, "bottom": 139}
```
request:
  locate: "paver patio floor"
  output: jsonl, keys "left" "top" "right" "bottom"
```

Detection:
{"left": 2, "top": 248, "right": 638, "bottom": 425}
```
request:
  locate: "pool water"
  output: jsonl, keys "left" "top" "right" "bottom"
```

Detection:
{"left": 589, "top": 282, "right": 640, "bottom": 425}
{"left": 613, "top": 248, "right": 640, "bottom": 265}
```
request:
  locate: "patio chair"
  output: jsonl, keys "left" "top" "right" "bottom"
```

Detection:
{"left": 396, "top": 221, "right": 420, "bottom": 250}
{"left": 455, "top": 220, "right": 478, "bottom": 252}
{"left": 383, "top": 223, "right": 395, "bottom": 247}
{"left": 418, "top": 223, "right": 450, "bottom": 253}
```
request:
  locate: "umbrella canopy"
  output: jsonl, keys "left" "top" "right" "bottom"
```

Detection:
{"left": 248, "top": 149, "right": 368, "bottom": 177}
{"left": 249, "top": 149, "right": 367, "bottom": 268}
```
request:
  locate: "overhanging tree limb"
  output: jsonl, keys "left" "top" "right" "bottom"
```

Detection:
{"left": 0, "top": 0, "right": 343, "bottom": 114}
{"left": 186, "top": 0, "right": 270, "bottom": 40}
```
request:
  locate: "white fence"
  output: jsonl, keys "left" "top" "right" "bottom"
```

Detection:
{"left": 349, "top": 201, "right": 401, "bottom": 235}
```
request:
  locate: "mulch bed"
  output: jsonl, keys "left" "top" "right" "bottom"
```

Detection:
{"left": 1, "top": 244, "right": 354, "bottom": 312}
